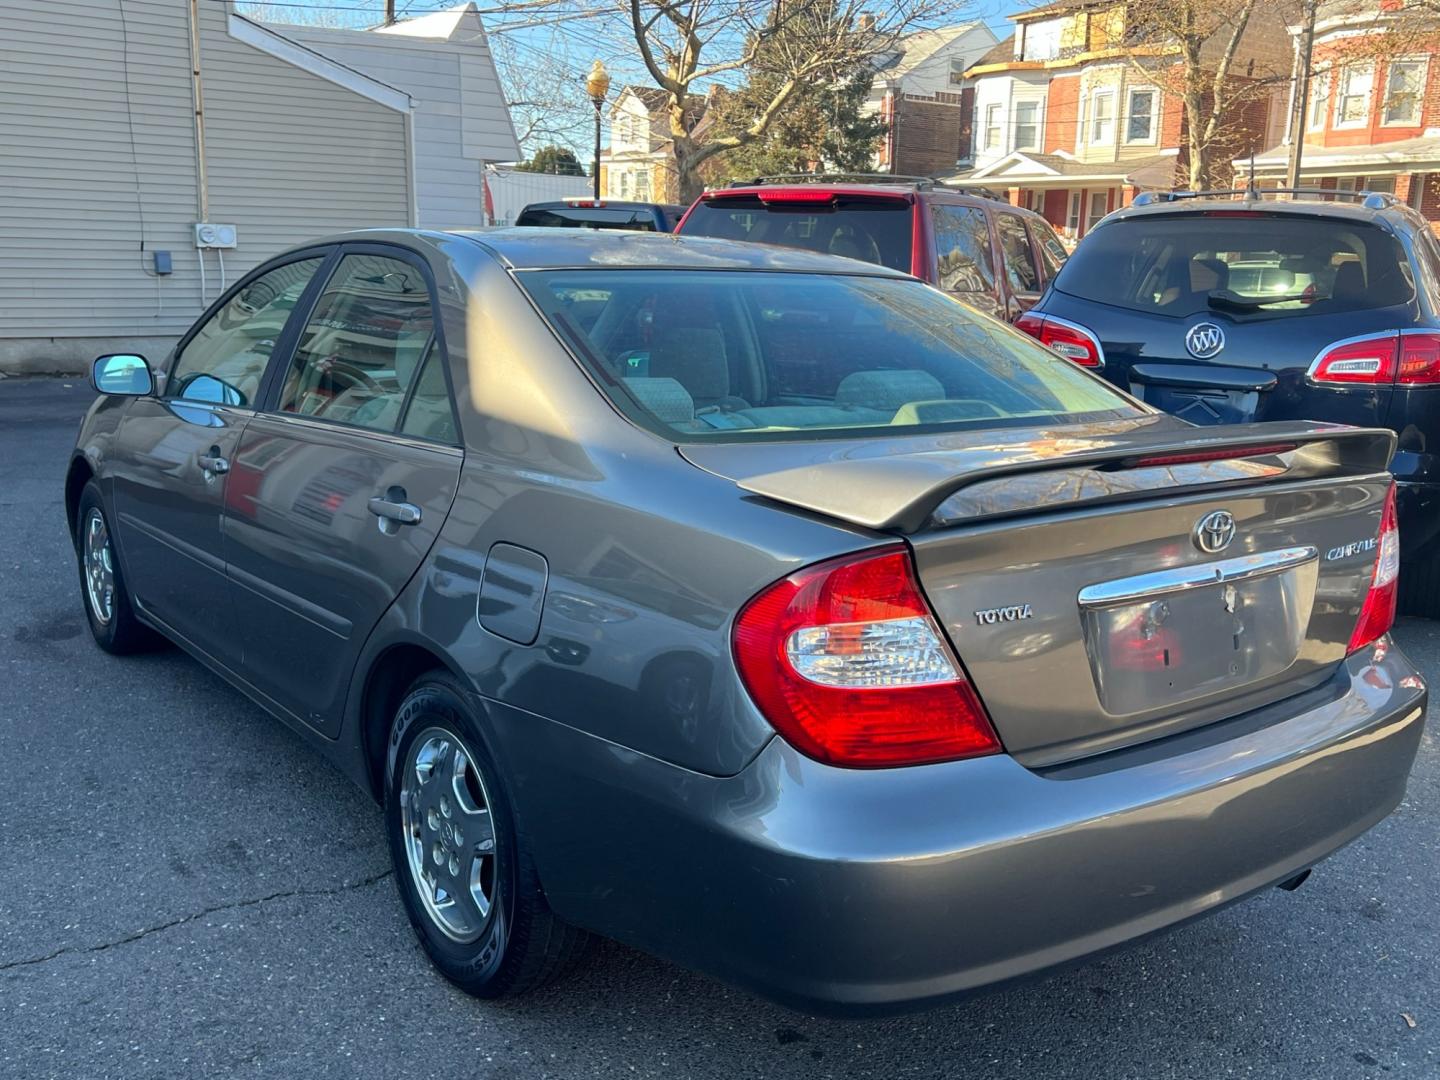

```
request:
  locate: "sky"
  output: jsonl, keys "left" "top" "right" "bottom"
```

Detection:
{"left": 236, "top": 0, "right": 1035, "bottom": 156}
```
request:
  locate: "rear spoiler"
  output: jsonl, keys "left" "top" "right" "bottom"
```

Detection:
{"left": 685, "top": 422, "right": 1395, "bottom": 534}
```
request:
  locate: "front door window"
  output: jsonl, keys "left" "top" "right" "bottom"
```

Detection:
{"left": 169, "top": 258, "right": 325, "bottom": 407}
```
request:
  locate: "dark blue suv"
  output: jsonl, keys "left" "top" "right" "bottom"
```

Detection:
{"left": 1019, "top": 190, "right": 1440, "bottom": 615}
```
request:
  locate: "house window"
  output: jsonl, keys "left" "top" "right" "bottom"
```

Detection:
{"left": 1384, "top": 59, "right": 1426, "bottom": 125}
{"left": 1087, "top": 190, "right": 1109, "bottom": 232}
{"left": 635, "top": 170, "right": 652, "bottom": 201}
{"left": 1366, "top": 176, "right": 1396, "bottom": 195}
{"left": 1308, "top": 69, "right": 1331, "bottom": 130}
{"left": 1014, "top": 100, "right": 1040, "bottom": 151}
{"left": 984, "top": 103, "right": 1003, "bottom": 152}
{"left": 1089, "top": 90, "right": 1116, "bottom": 144}
{"left": 1337, "top": 64, "right": 1374, "bottom": 127}
{"left": 1066, "top": 191, "right": 1083, "bottom": 235}
{"left": 619, "top": 170, "right": 631, "bottom": 198}
{"left": 1126, "top": 89, "right": 1157, "bottom": 143}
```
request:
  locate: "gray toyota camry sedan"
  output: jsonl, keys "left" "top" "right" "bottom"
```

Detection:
{"left": 68, "top": 228, "right": 1426, "bottom": 1014}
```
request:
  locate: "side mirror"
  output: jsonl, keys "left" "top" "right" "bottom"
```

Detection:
{"left": 92, "top": 354, "right": 154, "bottom": 396}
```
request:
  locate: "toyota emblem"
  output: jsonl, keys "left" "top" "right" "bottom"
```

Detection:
{"left": 1194, "top": 510, "right": 1236, "bottom": 554}
{"left": 1185, "top": 322, "right": 1226, "bottom": 359}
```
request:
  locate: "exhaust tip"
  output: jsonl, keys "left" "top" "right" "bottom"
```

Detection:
{"left": 1276, "top": 868, "right": 1313, "bottom": 892}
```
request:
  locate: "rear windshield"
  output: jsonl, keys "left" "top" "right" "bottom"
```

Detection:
{"left": 520, "top": 270, "right": 1138, "bottom": 442}
{"left": 516, "top": 206, "right": 658, "bottom": 231}
{"left": 680, "top": 197, "right": 913, "bottom": 272}
{"left": 1054, "top": 213, "right": 1415, "bottom": 318}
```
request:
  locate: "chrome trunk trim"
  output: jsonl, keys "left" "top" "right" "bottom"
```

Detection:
{"left": 1077, "top": 546, "right": 1319, "bottom": 609}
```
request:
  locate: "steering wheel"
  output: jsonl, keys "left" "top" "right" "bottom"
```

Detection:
{"left": 319, "top": 357, "right": 384, "bottom": 394}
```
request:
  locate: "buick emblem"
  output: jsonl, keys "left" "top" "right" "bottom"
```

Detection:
{"left": 1185, "top": 322, "right": 1226, "bottom": 359}
{"left": 1193, "top": 510, "right": 1236, "bottom": 554}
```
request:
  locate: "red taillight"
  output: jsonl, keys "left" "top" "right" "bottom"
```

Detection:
{"left": 1398, "top": 332, "right": 1440, "bottom": 383}
{"left": 1310, "top": 333, "right": 1399, "bottom": 384}
{"left": 1015, "top": 312, "right": 1104, "bottom": 368}
{"left": 564, "top": 199, "right": 601, "bottom": 208}
{"left": 732, "top": 546, "right": 1000, "bottom": 768}
{"left": 1349, "top": 482, "right": 1400, "bottom": 653}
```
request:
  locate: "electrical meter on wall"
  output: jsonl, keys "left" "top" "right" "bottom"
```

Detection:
{"left": 194, "top": 223, "right": 238, "bottom": 249}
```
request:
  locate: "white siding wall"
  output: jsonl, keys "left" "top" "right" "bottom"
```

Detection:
{"left": 1, "top": 0, "right": 201, "bottom": 341}
{"left": 484, "top": 167, "right": 589, "bottom": 226}
{"left": 900, "top": 26, "right": 997, "bottom": 99}
{"left": 289, "top": 8, "right": 521, "bottom": 230}
{"left": 0, "top": 0, "right": 412, "bottom": 362}
{"left": 201, "top": 5, "right": 412, "bottom": 284}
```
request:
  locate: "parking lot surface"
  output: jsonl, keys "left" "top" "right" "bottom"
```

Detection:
{"left": 2, "top": 376, "right": 1438, "bottom": 1080}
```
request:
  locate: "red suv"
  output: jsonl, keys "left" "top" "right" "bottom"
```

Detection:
{"left": 675, "top": 175, "right": 1069, "bottom": 322}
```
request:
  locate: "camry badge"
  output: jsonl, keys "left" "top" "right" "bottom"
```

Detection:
{"left": 1185, "top": 322, "right": 1226, "bottom": 359}
{"left": 1194, "top": 510, "right": 1236, "bottom": 554}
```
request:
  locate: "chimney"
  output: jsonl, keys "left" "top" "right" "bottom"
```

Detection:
{"left": 859, "top": 13, "right": 876, "bottom": 31}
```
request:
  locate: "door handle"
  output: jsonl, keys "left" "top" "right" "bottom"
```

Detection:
{"left": 197, "top": 450, "right": 230, "bottom": 475}
{"left": 369, "top": 487, "right": 422, "bottom": 534}
{"left": 368, "top": 498, "right": 422, "bottom": 525}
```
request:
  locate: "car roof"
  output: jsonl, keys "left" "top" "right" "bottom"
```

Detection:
{"left": 520, "top": 200, "right": 682, "bottom": 212}
{"left": 448, "top": 227, "right": 916, "bottom": 275}
{"left": 1103, "top": 195, "right": 1420, "bottom": 232}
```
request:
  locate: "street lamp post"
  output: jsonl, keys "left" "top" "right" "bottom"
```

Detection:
{"left": 586, "top": 59, "right": 611, "bottom": 202}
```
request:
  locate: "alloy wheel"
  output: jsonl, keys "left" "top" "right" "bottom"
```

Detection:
{"left": 83, "top": 508, "right": 115, "bottom": 626}
{"left": 399, "top": 726, "right": 498, "bottom": 943}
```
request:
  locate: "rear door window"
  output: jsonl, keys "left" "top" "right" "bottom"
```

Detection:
{"left": 932, "top": 204, "right": 997, "bottom": 294}
{"left": 276, "top": 253, "right": 436, "bottom": 432}
{"left": 679, "top": 195, "right": 914, "bottom": 272}
{"left": 1054, "top": 213, "right": 1416, "bottom": 318}
{"left": 996, "top": 213, "right": 1042, "bottom": 295}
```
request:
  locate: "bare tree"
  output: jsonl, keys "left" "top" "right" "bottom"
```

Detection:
{"left": 623, "top": 0, "right": 967, "bottom": 201}
{"left": 489, "top": 30, "right": 605, "bottom": 152}
{"left": 1122, "top": 0, "right": 1284, "bottom": 189}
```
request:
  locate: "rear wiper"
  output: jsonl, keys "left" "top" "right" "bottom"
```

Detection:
{"left": 1207, "top": 289, "right": 1312, "bottom": 311}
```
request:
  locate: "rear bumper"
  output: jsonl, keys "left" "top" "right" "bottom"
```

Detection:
{"left": 496, "top": 643, "right": 1426, "bottom": 1015}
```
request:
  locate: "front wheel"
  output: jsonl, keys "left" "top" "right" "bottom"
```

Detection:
{"left": 384, "top": 672, "right": 590, "bottom": 997}
{"left": 75, "top": 480, "right": 160, "bottom": 654}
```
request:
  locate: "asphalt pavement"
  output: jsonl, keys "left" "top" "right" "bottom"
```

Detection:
{"left": 1, "top": 376, "right": 1437, "bottom": 1080}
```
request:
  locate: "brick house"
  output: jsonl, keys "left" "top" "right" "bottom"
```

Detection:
{"left": 945, "top": 1, "right": 1288, "bottom": 242}
{"left": 865, "top": 22, "right": 998, "bottom": 176}
{"left": 1240, "top": 0, "right": 1440, "bottom": 219}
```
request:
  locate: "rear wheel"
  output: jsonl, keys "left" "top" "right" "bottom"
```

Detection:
{"left": 75, "top": 481, "right": 160, "bottom": 654}
{"left": 384, "top": 671, "right": 590, "bottom": 996}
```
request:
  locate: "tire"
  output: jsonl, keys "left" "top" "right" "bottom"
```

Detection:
{"left": 1399, "top": 553, "right": 1440, "bottom": 619}
{"left": 75, "top": 480, "right": 161, "bottom": 655}
{"left": 384, "top": 671, "right": 590, "bottom": 997}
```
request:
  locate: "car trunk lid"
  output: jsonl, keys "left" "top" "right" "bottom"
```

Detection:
{"left": 684, "top": 419, "right": 1395, "bottom": 765}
